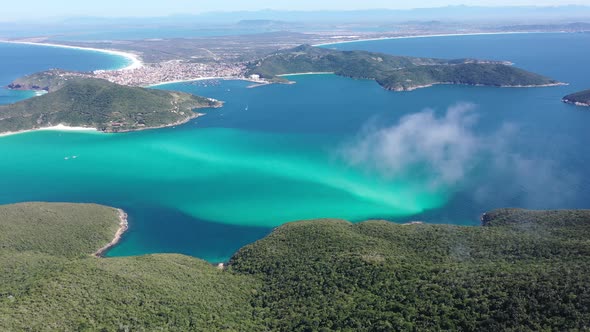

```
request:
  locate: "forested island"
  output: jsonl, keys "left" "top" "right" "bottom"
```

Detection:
{"left": 0, "top": 71, "right": 221, "bottom": 134}
{"left": 1, "top": 202, "right": 589, "bottom": 330}
{"left": 563, "top": 89, "right": 590, "bottom": 106}
{"left": 246, "top": 45, "right": 562, "bottom": 91}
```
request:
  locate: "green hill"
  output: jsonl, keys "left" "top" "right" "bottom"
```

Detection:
{"left": 563, "top": 89, "right": 590, "bottom": 106}
{"left": 247, "top": 45, "right": 561, "bottom": 91}
{"left": 0, "top": 203, "right": 263, "bottom": 331}
{"left": 1, "top": 203, "right": 590, "bottom": 331}
{"left": 231, "top": 210, "right": 590, "bottom": 331}
{"left": 0, "top": 75, "right": 221, "bottom": 134}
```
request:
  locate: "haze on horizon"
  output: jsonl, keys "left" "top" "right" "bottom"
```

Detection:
{"left": 1, "top": 0, "right": 589, "bottom": 21}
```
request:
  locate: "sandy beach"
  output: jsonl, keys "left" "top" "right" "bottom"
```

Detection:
{"left": 93, "top": 209, "right": 129, "bottom": 258}
{"left": 147, "top": 76, "right": 228, "bottom": 87}
{"left": 313, "top": 31, "right": 550, "bottom": 47}
{"left": 0, "top": 40, "right": 143, "bottom": 71}
{"left": 278, "top": 72, "right": 335, "bottom": 76}
{"left": 0, "top": 124, "right": 98, "bottom": 138}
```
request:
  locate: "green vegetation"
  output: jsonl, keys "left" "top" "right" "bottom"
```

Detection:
{"left": 247, "top": 44, "right": 560, "bottom": 91}
{"left": 563, "top": 89, "right": 590, "bottom": 106}
{"left": 7, "top": 70, "right": 77, "bottom": 92}
{"left": 0, "top": 74, "right": 221, "bottom": 134}
{"left": 0, "top": 203, "right": 263, "bottom": 331}
{"left": 0, "top": 202, "right": 119, "bottom": 258}
{"left": 230, "top": 210, "right": 590, "bottom": 331}
{"left": 2, "top": 203, "right": 590, "bottom": 331}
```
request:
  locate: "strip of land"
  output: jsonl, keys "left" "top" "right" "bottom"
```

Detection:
{"left": 93, "top": 209, "right": 128, "bottom": 257}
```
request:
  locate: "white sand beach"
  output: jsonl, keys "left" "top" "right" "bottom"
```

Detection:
{"left": 0, "top": 40, "right": 143, "bottom": 70}
{"left": 147, "top": 76, "right": 227, "bottom": 87}
{"left": 278, "top": 72, "right": 335, "bottom": 76}
{"left": 0, "top": 124, "right": 98, "bottom": 138}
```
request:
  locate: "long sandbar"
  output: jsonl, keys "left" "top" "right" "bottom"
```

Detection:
{"left": 313, "top": 31, "right": 553, "bottom": 47}
{"left": 0, "top": 40, "right": 143, "bottom": 71}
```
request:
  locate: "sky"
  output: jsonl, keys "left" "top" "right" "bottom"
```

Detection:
{"left": 1, "top": 0, "right": 589, "bottom": 21}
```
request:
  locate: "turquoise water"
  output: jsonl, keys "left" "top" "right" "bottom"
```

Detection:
{"left": 0, "top": 43, "right": 131, "bottom": 104}
{"left": 1, "top": 33, "right": 589, "bottom": 262}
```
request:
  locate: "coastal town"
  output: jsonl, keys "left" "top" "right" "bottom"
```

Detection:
{"left": 93, "top": 60, "right": 250, "bottom": 86}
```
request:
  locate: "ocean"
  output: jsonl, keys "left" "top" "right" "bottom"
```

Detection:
{"left": 0, "top": 33, "right": 589, "bottom": 262}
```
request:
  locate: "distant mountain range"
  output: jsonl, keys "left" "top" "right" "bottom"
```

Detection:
{"left": 4, "top": 6, "right": 590, "bottom": 25}
{"left": 1, "top": 6, "right": 589, "bottom": 41}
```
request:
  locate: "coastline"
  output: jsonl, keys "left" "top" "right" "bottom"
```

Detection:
{"left": 562, "top": 99, "right": 590, "bottom": 107}
{"left": 278, "top": 72, "right": 335, "bottom": 77}
{"left": 313, "top": 31, "right": 553, "bottom": 47}
{"left": 93, "top": 208, "right": 129, "bottom": 258}
{"left": 0, "top": 124, "right": 98, "bottom": 138}
{"left": 0, "top": 40, "right": 143, "bottom": 71}
{"left": 147, "top": 76, "right": 269, "bottom": 88}
{"left": 147, "top": 76, "right": 230, "bottom": 88}
{"left": 387, "top": 81, "right": 567, "bottom": 92}
{"left": 0, "top": 112, "right": 207, "bottom": 138}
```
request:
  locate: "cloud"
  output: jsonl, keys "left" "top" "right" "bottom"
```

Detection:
{"left": 340, "top": 102, "right": 578, "bottom": 207}
{"left": 341, "top": 102, "right": 481, "bottom": 189}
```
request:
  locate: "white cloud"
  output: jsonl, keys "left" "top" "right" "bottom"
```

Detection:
{"left": 340, "top": 103, "right": 578, "bottom": 207}
{"left": 341, "top": 103, "right": 480, "bottom": 188}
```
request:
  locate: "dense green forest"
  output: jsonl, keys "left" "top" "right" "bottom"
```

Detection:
{"left": 563, "top": 89, "right": 590, "bottom": 106}
{"left": 246, "top": 44, "right": 560, "bottom": 91}
{"left": 1, "top": 203, "right": 590, "bottom": 331}
{"left": 0, "top": 203, "right": 263, "bottom": 331}
{"left": 0, "top": 75, "right": 221, "bottom": 134}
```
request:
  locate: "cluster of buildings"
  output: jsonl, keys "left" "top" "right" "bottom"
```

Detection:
{"left": 93, "top": 60, "right": 247, "bottom": 86}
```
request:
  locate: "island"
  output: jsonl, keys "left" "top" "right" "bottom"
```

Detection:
{"left": 1, "top": 202, "right": 589, "bottom": 330}
{"left": 0, "top": 70, "right": 222, "bottom": 135}
{"left": 562, "top": 89, "right": 590, "bottom": 107}
{"left": 246, "top": 44, "right": 563, "bottom": 91}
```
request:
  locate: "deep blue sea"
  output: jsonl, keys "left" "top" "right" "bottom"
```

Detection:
{"left": 1, "top": 33, "right": 589, "bottom": 262}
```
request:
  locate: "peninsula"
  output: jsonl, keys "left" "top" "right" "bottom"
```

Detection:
{"left": 562, "top": 89, "right": 590, "bottom": 107}
{"left": 246, "top": 44, "right": 562, "bottom": 91}
{"left": 1, "top": 202, "right": 590, "bottom": 330}
{"left": 0, "top": 71, "right": 221, "bottom": 135}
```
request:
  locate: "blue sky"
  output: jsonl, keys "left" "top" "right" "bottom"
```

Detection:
{"left": 2, "top": 0, "right": 588, "bottom": 20}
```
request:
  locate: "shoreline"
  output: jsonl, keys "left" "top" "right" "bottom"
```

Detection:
{"left": 387, "top": 81, "right": 567, "bottom": 92}
{"left": 562, "top": 99, "right": 590, "bottom": 107}
{"left": 147, "top": 76, "right": 231, "bottom": 88}
{"left": 0, "top": 40, "right": 143, "bottom": 71}
{"left": 0, "top": 124, "right": 98, "bottom": 138}
{"left": 278, "top": 72, "right": 335, "bottom": 77}
{"left": 93, "top": 209, "right": 129, "bottom": 258}
{"left": 147, "top": 76, "right": 268, "bottom": 88}
{"left": 313, "top": 31, "right": 554, "bottom": 47}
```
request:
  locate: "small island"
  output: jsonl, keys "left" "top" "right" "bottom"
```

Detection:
{"left": 247, "top": 44, "right": 563, "bottom": 91}
{"left": 562, "top": 89, "right": 590, "bottom": 107}
{"left": 0, "top": 70, "right": 222, "bottom": 135}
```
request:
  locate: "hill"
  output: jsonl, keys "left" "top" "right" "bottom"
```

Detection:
{"left": 0, "top": 74, "right": 221, "bottom": 134}
{"left": 1, "top": 203, "right": 590, "bottom": 330}
{"left": 246, "top": 45, "right": 561, "bottom": 91}
{"left": 230, "top": 209, "right": 590, "bottom": 331}
{"left": 563, "top": 89, "right": 590, "bottom": 106}
{"left": 0, "top": 202, "right": 263, "bottom": 331}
